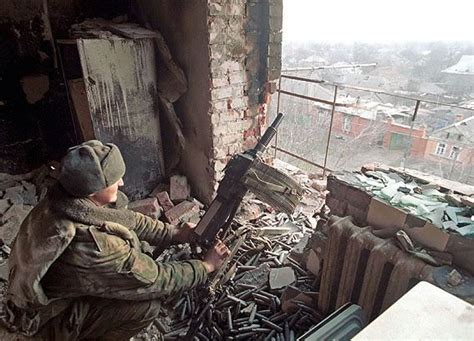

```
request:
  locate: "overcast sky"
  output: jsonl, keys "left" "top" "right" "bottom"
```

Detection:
{"left": 283, "top": 0, "right": 474, "bottom": 43}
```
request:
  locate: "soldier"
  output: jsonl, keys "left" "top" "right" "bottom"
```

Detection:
{"left": 3, "top": 140, "right": 229, "bottom": 340}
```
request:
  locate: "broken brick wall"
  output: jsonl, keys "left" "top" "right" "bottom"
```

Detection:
{"left": 0, "top": 0, "right": 129, "bottom": 173}
{"left": 209, "top": 0, "right": 282, "bottom": 188}
{"left": 135, "top": 0, "right": 283, "bottom": 205}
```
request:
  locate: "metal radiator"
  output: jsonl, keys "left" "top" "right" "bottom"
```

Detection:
{"left": 318, "top": 216, "right": 435, "bottom": 321}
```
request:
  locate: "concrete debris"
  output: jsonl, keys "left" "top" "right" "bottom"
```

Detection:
{"left": 0, "top": 262, "right": 9, "bottom": 281}
{"left": 4, "top": 185, "right": 25, "bottom": 205}
{"left": 235, "top": 263, "right": 271, "bottom": 287}
{"left": 21, "top": 181, "right": 37, "bottom": 206}
{"left": 269, "top": 267, "right": 296, "bottom": 289}
{"left": 447, "top": 269, "right": 463, "bottom": 287}
{"left": 305, "top": 250, "right": 321, "bottom": 276}
{"left": 169, "top": 175, "right": 191, "bottom": 202}
{"left": 0, "top": 200, "right": 10, "bottom": 215}
{"left": 0, "top": 166, "right": 58, "bottom": 247}
{"left": 128, "top": 198, "right": 162, "bottom": 219}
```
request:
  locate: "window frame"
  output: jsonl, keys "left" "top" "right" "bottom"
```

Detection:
{"left": 435, "top": 142, "right": 446, "bottom": 156}
{"left": 449, "top": 145, "right": 460, "bottom": 160}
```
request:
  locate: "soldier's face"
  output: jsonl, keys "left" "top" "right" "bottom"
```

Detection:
{"left": 89, "top": 178, "right": 124, "bottom": 206}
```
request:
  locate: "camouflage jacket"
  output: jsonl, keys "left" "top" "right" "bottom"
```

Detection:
{"left": 5, "top": 185, "right": 208, "bottom": 335}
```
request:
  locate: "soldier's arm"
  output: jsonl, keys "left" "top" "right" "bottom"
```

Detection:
{"left": 113, "top": 249, "right": 209, "bottom": 300}
{"left": 127, "top": 210, "right": 176, "bottom": 248}
{"left": 43, "top": 238, "right": 209, "bottom": 300}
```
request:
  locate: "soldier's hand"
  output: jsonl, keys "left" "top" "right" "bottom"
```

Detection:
{"left": 202, "top": 240, "right": 230, "bottom": 273}
{"left": 171, "top": 222, "right": 196, "bottom": 244}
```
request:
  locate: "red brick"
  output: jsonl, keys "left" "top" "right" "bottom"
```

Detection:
{"left": 128, "top": 198, "right": 161, "bottom": 219}
{"left": 156, "top": 191, "right": 174, "bottom": 212}
{"left": 169, "top": 175, "right": 190, "bottom": 202}
{"left": 164, "top": 201, "right": 199, "bottom": 225}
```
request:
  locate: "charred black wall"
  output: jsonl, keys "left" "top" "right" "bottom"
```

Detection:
{"left": 0, "top": 0, "right": 128, "bottom": 174}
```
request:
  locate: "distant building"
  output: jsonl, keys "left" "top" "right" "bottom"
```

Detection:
{"left": 442, "top": 55, "right": 474, "bottom": 95}
{"left": 424, "top": 116, "right": 474, "bottom": 166}
{"left": 442, "top": 55, "right": 474, "bottom": 75}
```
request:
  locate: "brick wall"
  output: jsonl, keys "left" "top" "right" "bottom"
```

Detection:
{"left": 208, "top": 0, "right": 282, "bottom": 188}
{"left": 135, "top": 0, "right": 282, "bottom": 204}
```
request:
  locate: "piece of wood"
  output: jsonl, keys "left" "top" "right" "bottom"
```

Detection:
{"left": 68, "top": 78, "right": 95, "bottom": 141}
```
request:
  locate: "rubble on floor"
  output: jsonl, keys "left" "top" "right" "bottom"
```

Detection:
{"left": 131, "top": 164, "right": 327, "bottom": 340}
{"left": 141, "top": 206, "right": 324, "bottom": 340}
{"left": 0, "top": 161, "right": 327, "bottom": 340}
{"left": 0, "top": 164, "right": 58, "bottom": 249}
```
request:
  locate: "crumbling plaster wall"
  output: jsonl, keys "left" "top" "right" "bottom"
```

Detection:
{"left": 135, "top": 0, "right": 282, "bottom": 204}
{"left": 135, "top": 0, "right": 215, "bottom": 203}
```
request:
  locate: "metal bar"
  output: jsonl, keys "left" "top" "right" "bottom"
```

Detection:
{"left": 280, "top": 74, "right": 326, "bottom": 84}
{"left": 323, "top": 86, "right": 338, "bottom": 177}
{"left": 270, "top": 146, "right": 331, "bottom": 171}
{"left": 274, "top": 77, "right": 283, "bottom": 159}
{"left": 402, "top": 100, "right": 421, "bottom": 170}
{"left": 280, "top": 76, "right": 474, "bottom": 113}
{"left": 282, "top": 63, "right": 377, "bottom": 73}
{"left": 277, "top": 89, "right": 349, "bottom": 107}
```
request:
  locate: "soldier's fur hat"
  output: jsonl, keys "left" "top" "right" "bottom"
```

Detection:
{"left": 59, "top": 140, "right": 125, "bottom": 197}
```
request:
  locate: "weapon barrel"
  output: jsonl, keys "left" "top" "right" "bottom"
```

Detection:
{"left": 252, "top": 113, "right": 284, "bottom": 155}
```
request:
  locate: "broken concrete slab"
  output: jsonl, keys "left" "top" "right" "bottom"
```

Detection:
{"left": 155, "top": 191, "right": 174, "bottom": 212}
{"left": 0, "top": 199, "right": 10, "bottom": 215}
{"left": 164, "top": 201, "right": 199, "bottom": 225}
{"left": 0, "top": 220, "right": 20, "bottom": 245}
{"left": 21, "top": 181, "right": 37, "bottom": 206}
{"left": 289, "top": 235, "right": 309, "bottom": 262}
{"left": 169, "top": 175, "right": 191, "bottom": 202}
{"left": 461, "top": 196, "right": 474, "bottom": 208}
{"left": 4, "top": 185, "right": 25, "bottom": 205}
{"left": 0, "top": 179, "right": 19, "bottom": 191}
{"left": 128, "top": 198, "right": 161, "bottom": 219}
{"left": 0, "top": 261, "right": 9, "bottom": 281}
{"left": 0, "top": 204, "right": 32, "bottom": 225}
{"left": 235, "top": 262, "right": 271, "bottom": 287}
{"left": 269, "top": 266, "right": 296, "bottom": 289}
{"left": 305, "top": 249, "right": 321, "bottom": 276}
